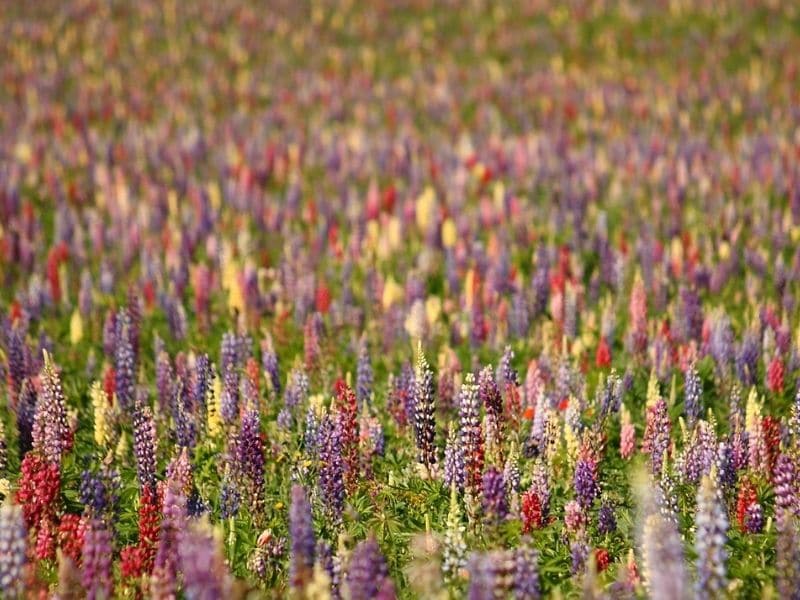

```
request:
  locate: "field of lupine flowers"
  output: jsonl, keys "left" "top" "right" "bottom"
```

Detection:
{"left": 2, "top": 0, "right": 800, "bottom": 598}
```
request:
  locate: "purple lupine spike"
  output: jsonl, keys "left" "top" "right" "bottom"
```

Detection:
{"left": 179, "top": 522, "right": 231, "bottom": 600}
{"left": 736, "top": 328, "right": 759, "bottom": 387}
{"left": 345, "top": 537, "right": 395, "bottom": 600}
{"left": 677, "top": 285, "right": 703, "bottom": 343}
{"left": 481, "top": 466, "right": 507, "bottom": 525}
{"left": 114, "top": 310, "right": 136, "bottom": 412}
{"left": 32, "top": 351, "right": 69, "bottom": 465}
{"left": 220, "top": 364, "right": 239, "bottom": 424}
{"left": 683, "top": 363, "right": 702, "bottom": 428}
{"left": 709, "top": 311, "right": 733, "bottom": 375}
{"left": 681, "top": 420, "right": 716, "bottom": 485}
{"left": 193, "top": 353, "right": 212, "bottom": 413}
{"left": 743, "top": 503, "right": 764, "bottom": 533}
{"left": 458, "top": 373, "right": 483, "bottom": 493}
{"left": 132, "top": 404, "right": 157, "bottom": 491}
{"left": 356, "top": 335, "right": 373, "bottom": 408}
{"left": 574, "top": 458, "right": 599, "bottom": 509}
{"left": 0, "top": 503, "right": 27, "bottom": 598}
{"left": 530, "top": 249, "right": 550, "bottom": 317}
{"left": 715, "top": 441, "right": 736, "bottom": 492}
{"left": 513, "top": 541, "right": 540, "bottom": 600}
{"left": 16, "top": 377, "right": 36, "bottom": 456}
{"left": 220, "top": 331, "right": 239, "bottom": 374}
{"left": 695, "top": 474, "right": 728, "bottom": 599}
{"left": 318, "top": 414, "right": 345, "bottom": 525}
{"left": 6, "top": 325, "right": 27, "bottom": 401}
{"left": 443, "top": 423, "right": 464, "bottom": 492}
{"left": 497, "top": 346, "right": 519, "bottom": 390}
{"left": 413, "top": 347, "right": 437, "bottom": 472}
{"left": 466, "top": 552, "right": 497, "bottom": 600}
{"left": 151, "top": 482, "right": 187, "bottom": 599}
{"left": 570, "top": 538, "right": 589, "bottom": 575}
{"left": 235, "top": 409, "right": 265, "bottom": 513}
{"left": 82, "top": 518, "right": 113, "bottom": 600}
{"left": 289, "top": 484, "right": 316, "bottom": 589}
{"left": 261, "top": 337, "right": 281, "bottom": 396}
{"left": 80, "top": 466, "right": 120, "bottom": 518}
{"left": 478, "top": 365, "right": 502, "bottom": 421}
{"left": 78, "top": 270, "right": 93, "bottom": 318}
{"left": 774, "top": 453, "right": 799, "bottom": 521}
{"left": 219, "top": 472, "right": 241, "bottom": 519}
{"left": 509, "top": 292, "right": 530, "bottom": 338}
{"left": 598, "top": 502, "right": 617, "bottom": 534}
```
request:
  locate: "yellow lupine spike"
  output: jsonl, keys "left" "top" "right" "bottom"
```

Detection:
{"left": 208, "top": 369, "right": 223, "bottom": 437}
{"left": 69, "top": 309, "right": 84, "bottom": 345}
{"left": 90, "top": 381, "right": 109, "bottom": 447}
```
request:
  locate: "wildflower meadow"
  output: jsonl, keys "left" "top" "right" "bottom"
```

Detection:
{"left": 1, "top": 1, "right": 800, "bottom": 598}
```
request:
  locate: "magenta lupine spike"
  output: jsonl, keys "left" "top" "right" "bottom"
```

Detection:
{"left": 627, "top": 273, "right": 648, "bottom": 354}
{"left": 345, "top": 537, "right": 395, "bottom": 600}
{"left": 32, "top": 351, "right": 70, "bottom": 465}
{"left": 289, "top": 484, "right": 315, "bottom": 589}
{"left": 82, "top": 518, "right": 113, "bottom": 600}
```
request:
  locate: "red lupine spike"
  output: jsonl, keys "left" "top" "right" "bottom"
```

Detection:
{"left": 315, "top": 284, "right": 331, "bottom": 314}
{"left": 763, "top": 416, "right": 782, "bottom": 479}
{"left": 521, "top": 490, "right": 543, "bottom": 533}
{"left": 594, "top": 548, "right": 611, "bottom": 572}
{"left": 736, "top": 479, "right": 758, "bottom": 531}
{"left": 104, "top": 367, "right": 116, "bottom": 401}
{"left": 595, "top": 337, "right": 612, "bottom": 368}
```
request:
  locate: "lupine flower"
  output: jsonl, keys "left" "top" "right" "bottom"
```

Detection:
{"left": 261, "top": 336, "right": 281, "bottom": 396}
{"left": 289, "top": 485, "right": 315, "bottom": 589}
{"left": 220, "top": 364, "right": 239, "bottom": 425}
{"left": 598, "top": 502, "right": 616, "bottom": 534}
{"left": 413, "top": 346, "right": 437, "bottom": 473}
{"left": 521, "top": 489, "right": 543, "bottom": 533}
{"left": 683, "top": 363, "right": 702, "bottom": 428}
{"left": 32, "top": 351, "right": 70, "bottom": 465}
{"left": 680, "top": 420, "right": 716, "bottom": 485}
{"left": 766, "top": 355, "right": 785, "bottom": 394}
{"left": 627, "top": 272, "right": 647, "bottom": 354}
{"left": 481, "top": 466, "right": 507, "bottom": 525}
{"left": 513, "top": 541, "right": 540, "bottom": 599}
{"left": 82, "top": 518, "right": 113, "bottom": 600}
{"left": 16, "top": 451, "right": 60, "bottom": 530}
{"left": 459, "top": 373, "right": 484, "bottom": 494}
{"left": 179, "top": 520, "right": 232, "bottom": 600}
{"left": 743, "top": 502, "right": 764, "bottom": 533}
{"left": 318, "top": 414, "right": 345, "bottom": 525}
{"left": 694, "top": 473, "right": 728, "bottom": 598}
{"left": 151, "top": 482, "right": 187, "bottom": 599}
{"left": 334, "top": 379, "right": 360, "bottom": 492}
{"left": 0, "top": 503, "right": 27, "bottom": 598}
{"left": 132, "top": 405, "right": 157, "bottom": 492}
{"left": 16, "top": 378, "right": 37, "bottom": 457}
{"left": 565, "top": 500, "right": 586, "bottom": 533}
{"left": 356, "top": 335, "right": 373, "bottom": 408}
{"left": 114, "top": 310, "right": 137, "bottom": 412}
{"left": 642, "top": 398, "right": 670, "bottom": 476}
{"left": 774, "top": 453, "right": 799, "bottom": 521}
{"left": 345, "top": 537, "right": 395, "bottom": 600}
{"left": 574, "top": 458, "right": 599, "bottom": 509}
{"left": 640, "top": 511, "right": 689, "bottom": 600}
{"left": 235, "top": 409, "right": 265, "bottom": 514}
{"left": 466, "top": 550, "right": 510, "bottom": 600}
{"left": 570, "top": 538, "right": 589, "bottom": 575}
